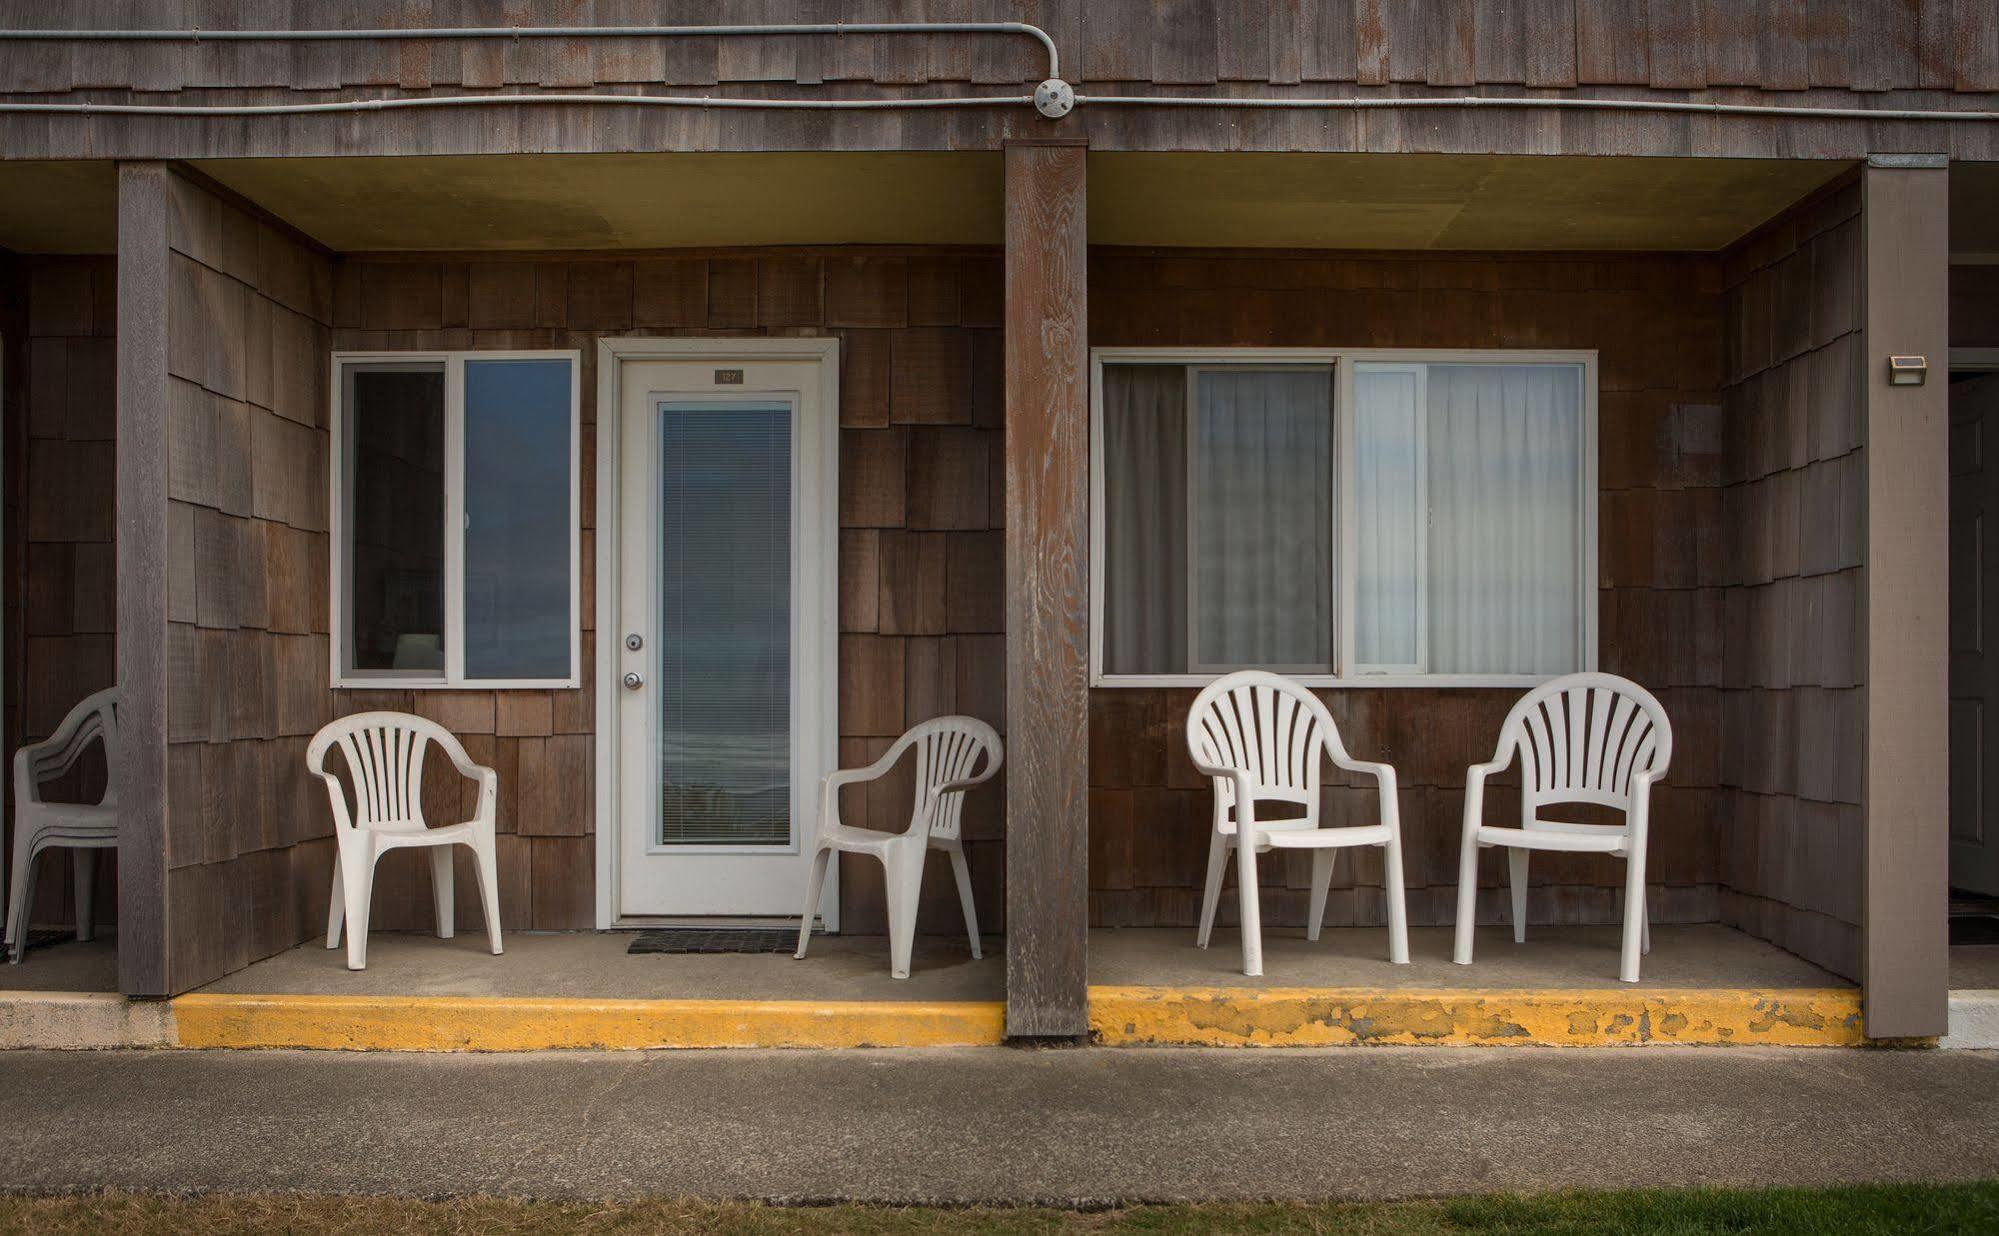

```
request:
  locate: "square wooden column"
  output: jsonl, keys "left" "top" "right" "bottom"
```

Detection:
{"left": 1003, "top": 140, "right": 1089, "bottom": 1039}
{"left": 1861, "top": 157, "right": 1950, "bottom": 1039}
{"left": 115, "top": 163, "right": 172, "bottom": 997}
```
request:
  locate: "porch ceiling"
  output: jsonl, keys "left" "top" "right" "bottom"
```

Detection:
{"left": 192, "top": 151, "right": 1004, "bottom": 253}
{"left": 1089, "top": 153, "right": 1851, "bottom": 252}
{"left": 0, "top": 161, "right": 117, "bottom": 254}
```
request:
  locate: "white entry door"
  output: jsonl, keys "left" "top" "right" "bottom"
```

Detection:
{"left": 614, "top": 352, "right": 837, "bottom": 921}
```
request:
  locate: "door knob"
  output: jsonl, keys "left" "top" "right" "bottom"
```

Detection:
{"left": 622, "top": 671, "right": 644, "bottom": 690}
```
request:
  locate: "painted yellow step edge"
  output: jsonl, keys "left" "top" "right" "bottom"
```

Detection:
{"left": 1086, "top": 985, "right": 1866, "bottom": 1047}
{"left": 170, "top": 993, "right": 1006, "bottom": 1051}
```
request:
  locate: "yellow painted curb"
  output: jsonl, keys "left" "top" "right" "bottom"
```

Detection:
{"left": 1087, "top": 985, "right": 1866, "bottom": 1047}
{"left": 170, "top": 993, "right": 1006, "bottom": 1051}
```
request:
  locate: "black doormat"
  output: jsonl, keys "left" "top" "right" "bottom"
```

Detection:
{"left": 1950, "top": 915, "right": 1999, "bottom": 947}
{"left": 626, "top": 927, "right": 802, "bottom": 955}
{"left": 16, "top": 927, "right": 79, "bottom": 957}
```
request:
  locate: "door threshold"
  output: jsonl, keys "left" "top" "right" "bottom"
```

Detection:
{"left": 612, "top": 915, "right": 814, "bottom": 930}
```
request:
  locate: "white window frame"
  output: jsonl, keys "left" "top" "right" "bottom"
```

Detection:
{"left": 329, "top": 350, "right": 583, "bottom": 690}
{"left": 1089, "top": 346, "right": 1599, "bottom": 690}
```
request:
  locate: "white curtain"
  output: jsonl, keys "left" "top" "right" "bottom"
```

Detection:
{"left": 1423, "top": 364, "right": 1582, "bottom": 674}
{"left": 1353, "top": 367, "right": 1424, "bottom": 669}
{"left": 1190, "top": 370, "right": 1334, "bottom": 670}
{"left": 1102, "top": 366, "right": 1188, "bottom": 675}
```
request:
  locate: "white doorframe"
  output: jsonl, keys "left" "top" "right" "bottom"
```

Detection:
{"left": 593, "top": 336, "right": 841, "bottom": 928}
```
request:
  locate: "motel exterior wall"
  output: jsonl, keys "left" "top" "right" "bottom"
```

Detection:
{"left": 0, "top": 3, "right": 1972, "bottom": 1035}
{"left": 1085, "top": 248, "right": 1731, "bottom": 937}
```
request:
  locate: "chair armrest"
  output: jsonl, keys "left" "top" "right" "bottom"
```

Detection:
{"left": 11, "top": 748, "right": 39, "bottom": 809}
{"left": 1339, "top": 758, "right": 1401, "bottom": 832}
{"left": 1462, "top": 752, "right": 1513, "bottom": 836}
{"left": 313, "top": 770, "right": 355, "bottom": 832}
{"left": 814, "top": 749, "right": 908, "bottom": 837}
{"left": 15, "top": 701, "right": 109, "bottom": 806}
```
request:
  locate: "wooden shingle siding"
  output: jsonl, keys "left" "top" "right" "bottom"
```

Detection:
{"left": 0, "top": 2, "right": 1985, "bottom": 94}
{"left": 1086, "top": 248, "right": 1730, "bottom": 934}
{"left": 3, "top": 255, "right": 120, "bottom": 936}
{"left": 145, "top": 169, "right": 338, "bottom": 994}
{"left": 1714, "top": 174, "right": 1866, "bottom": 981}
{"left": 332, "top": 247, "right": 1007, "bottom": 937}
{"left": 0, "top": 4, "right": 1995, "bottom": 162}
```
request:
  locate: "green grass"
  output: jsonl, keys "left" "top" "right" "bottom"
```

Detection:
{"left": 0, "top": 1183, "right": 1994, "bottom": 1235}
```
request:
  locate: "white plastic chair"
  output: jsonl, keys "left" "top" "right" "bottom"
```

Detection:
{"left": 794, "top": 716, "right": 1003, "bottom": 979}
{"left": 1452, "top": 672, "right": 1673, "bottom": 983}
{"left": 5, "top": 688, "right": 119, "bottom": 964}
{"left": 1188, "top": 671, "right": 1409, "bottom": 977}
{"left": 308, "top": 712, "right": 503, "bottom": 970}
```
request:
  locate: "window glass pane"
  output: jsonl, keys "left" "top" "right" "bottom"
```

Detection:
{"left": 345, "top": 364, "right": 445, "bottom": 675}
{"left": 1190, "top": 369, "right": 1334, "bottom": 671}
{"left": 1423, "top": 363, "right": 1582, "bottom": 674}
{"left": 463, "top": 358, "right": 573, "bottom": 680}
{"left": 659, "top": 403, "right": 792, "bottom": 847}
{"left": 1100, "top": 365, "right": 1188, "bottom": 675}
{"left": 1353, "top": 367, "right": 1424, "bottom": 669}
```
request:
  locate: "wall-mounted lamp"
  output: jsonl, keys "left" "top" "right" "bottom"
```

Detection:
{"left": 1887, "top": 355, "right": 1929, "bottom": 386}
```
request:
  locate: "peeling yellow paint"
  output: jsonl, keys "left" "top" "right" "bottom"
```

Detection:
{"left": 1086, "top": 986, "right": 1866, "bottom": 1048}
{"left": 170, "top": 994, "right": 1005, "bottom": 1052}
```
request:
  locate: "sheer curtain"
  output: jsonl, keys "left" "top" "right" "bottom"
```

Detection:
{"left": 1423, "top": 364, "right": 1582, "bottom": 674}
{"left": 1353, "top": 367, "right": 1424, "bottom": 669}
{"left": 1190, "top": 369, "right": 1334, "bottom": 671}
{"left": 1102, "top": 365, "right": 1188, "bottom": 675}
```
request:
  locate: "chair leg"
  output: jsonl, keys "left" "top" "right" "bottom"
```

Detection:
{"left": 1452, "top": 830, "right": 1480, "bottom": 966}
{"left": 1196, "top": 830, "right": 1229, "bottom": 949}
{"left": 1306, "top": 849, "right": 1335, "bottom": 943}
{"left": 325, "top": 848, "right": 345, "bottom": 949}
{"left": 946, "top": 846, "right": 981, "bottom": 960}
{"left": 1642, "top": 896, "right": 1651, "bottom": 956}
{"left": 337, "top": 838, "right": 375, "bottom": 971}
{"left": 1236, "top": 836, "right": 1263, "bottom": 978}
{"left": 1382, "top": 833, "right": 1411, "bottom": 966}
{"left": 1620, "top": 850, "right": 1648, "bottom": 984}
{"left": 794, "top": 847, "right": 832, "bottom": 960}
{"left": 429, "top": 847, "right": 455, "bottom": 940}
{"left": 5, "top": 825, "right": 39, "bottom": 963}
{"left": 471, "top": 834, "right": 503, "bottom": 956}
{"left": 885, "top": 845, "right": 923, "bottom": 980}
{"left": 72, "top": 849, "right": 95, "bottom": 944}
{"left": 1508, "top": 848, "right": 1529, "bottom": 944}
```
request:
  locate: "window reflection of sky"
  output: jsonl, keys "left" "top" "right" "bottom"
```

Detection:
{"left": 463, "top": 359, "right": 573, "bottom": 680}
{"left": 659, "top": 403, "right": 792, "bottom": 846}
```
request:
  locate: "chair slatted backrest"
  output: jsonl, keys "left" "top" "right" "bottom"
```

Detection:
{"left": 307, "top": 712, "right": 455, "bottom": 830}
{"left": 895, "top": 716, "right": 1003, "bottom": 841}
{"left": 1187, "top": 671, "right": 1348, "bottom": 826}
{"left": 1504, "top": 673, "right": 1673, "bottom": 816}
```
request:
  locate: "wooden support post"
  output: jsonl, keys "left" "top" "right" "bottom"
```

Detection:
{"left": 116, "top": 163, "right": 171, "bottom": 998}
{"left": 1003, "top": 140, "right": 1089, "bottom": 1039}
{"left": 1861, "top": 156, "right": 1950, "bottom": 1039}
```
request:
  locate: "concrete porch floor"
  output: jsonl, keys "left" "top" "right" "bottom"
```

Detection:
{"left": 192, "top": 922, "right": 1842, "bottom": 1000}
{"left": 198, "top": 930, "right": 1002, "bottom": 1002}
{"left": 1094, "top": 923, "right": 1850, "bottom": 990}
{"left": 0, "top": 935, "right": 117, "bottom": 993}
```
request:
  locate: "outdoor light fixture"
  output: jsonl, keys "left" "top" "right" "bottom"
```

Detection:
{"left": 1888, "top": 355, "right": 1929, "bottom": 386}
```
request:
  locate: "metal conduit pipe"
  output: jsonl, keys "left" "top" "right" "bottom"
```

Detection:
{"left": 0, "top": 20, "right": 1061, "bottom": 79}
{"left": 1073, "top": 92, "right": 1999, "bottom": 123}
{"left": 0, "top": 21, "right": 1994, "bottom": 124}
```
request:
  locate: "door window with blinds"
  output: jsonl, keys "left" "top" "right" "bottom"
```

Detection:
{"left": 656, "top": 401, "right": 795, "bottom": 848}
{"left": 1094, "top": 351, "right": 1594, "bottom": 685}
{"left": 332, "top": 351, "right": 580, "bottom": 688}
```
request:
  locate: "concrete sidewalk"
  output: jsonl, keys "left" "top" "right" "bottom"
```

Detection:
{"left": 0, "top": 1047, "right": 1994, "bottom": 1203}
